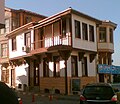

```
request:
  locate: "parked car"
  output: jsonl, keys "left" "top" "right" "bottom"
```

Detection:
{"left": 0, "top": 81, "right": 22, "bottom": 104}
{"left": 18, "top": 97, "right": 23, "bottom": 104}
{"left": 80, "top": 83, "right": 118, "bottom": 104}
{"left": 111, "top": 83, "right": 120, "bottom": 92}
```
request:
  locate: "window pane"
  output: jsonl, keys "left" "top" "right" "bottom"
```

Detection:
{"left": 12, "top": 37, "right": 16, "bottom": 51}
{"left": 43, "top": 59, "right": 49, "bottom": 77}
{"left": 82, "top": 57, "right": 88, "bottom": 76}
{"left": 71, "top": 56, "right": 78, "bottom": 77}
{"left": 0, "top": 28, "right": 5, "bottom": 35}
{"left": 89, "top": 25, "right": 94, "bottom": 42}
{"left": 5, "top": 19, "right": 10, "bottom": 33}
{"left": 25, "top": 32, "right": 31, "bottom": 46}
{"left": 99, "top": 27, "right": 106, "bottom": 42}
{"left": 82, "top": 23, "right": 88, "bottom": 40}
{"left": 109, "top": 28, "right": 113, "bottom": 43}
{"left": 12, "top": 18, "right": 19, "bottom": 30}
{"left": 1, "top": 43, "right": 7, "bottom": 57}
{"left": 75, "top": 20, "right": 81, "bottom": 38}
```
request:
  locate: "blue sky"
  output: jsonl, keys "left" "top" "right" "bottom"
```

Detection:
{"left": 5, "top": 0, "right": 120, "bottom": 66}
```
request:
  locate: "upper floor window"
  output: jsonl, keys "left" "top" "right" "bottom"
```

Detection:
{"left": 53, "top": 21, "right": 60, "bottom": 36}
{"left": 12, "top": 37, "right": 16, "bottom": 51}
{"left": 99, "top": 27, "right": 106, "bottom": 42}
{"left": 82, "top": 23, "right": 88, "bottom": 40}
{"left": 25, "top": 16, "right": 32, "bottom": 24}
{"left": 5, "top": 19, "right": 10, "bottom": 33}
{"left": 12, "top": 18, "right": 19, "bottom": 30}
{"left": 75, "top": 20, "right": 81, "bottom": 38}
{"left": 25, "top": 32, "right": 31, "bottom": 47}
{"left": 71, "top": 56, "right": 78, "bottom": 77}
{"left": 109, "top": 28, "right": 113, "bottom": 43}
{"left": 1, "top": 43, "right": 7, "bottom": 58}
{"left": 62, "top": 19, "right": 66, "bottom": 37}
{"left": 89, "top": 25, "right": 94, "bottom": 42}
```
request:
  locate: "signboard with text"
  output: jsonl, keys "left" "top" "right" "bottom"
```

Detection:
{"left": 98, "top": 64, "right": 120, "bottom": 74}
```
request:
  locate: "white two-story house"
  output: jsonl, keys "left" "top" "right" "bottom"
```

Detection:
{"left": 6, "top": 8, "right": 102, "bottom": 94}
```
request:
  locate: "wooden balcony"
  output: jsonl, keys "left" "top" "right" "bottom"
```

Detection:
{"left": 31, "top": 34, "right": 72, "bottom": 54}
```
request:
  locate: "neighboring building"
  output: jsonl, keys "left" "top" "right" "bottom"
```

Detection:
{"left": 0, "top": 7, "right": 46, "bottom": 87}
{"left": 0, "top": 0, "right": 5, "bottom": 81}
{"left": 0, "top": 0, "right": 5, "bottom": 29}
{"left": 6, "top": 8, "right": 102, "bottom": 94}
{"left": 97, "top": 20, "right": 117, "bottom": 83}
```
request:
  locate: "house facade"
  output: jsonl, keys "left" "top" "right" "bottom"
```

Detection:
{"left": 6, "top": 8, "right": 103, "bottom": 94}
{"left": 0, "top": 7, "right": 46, "bottom": 87}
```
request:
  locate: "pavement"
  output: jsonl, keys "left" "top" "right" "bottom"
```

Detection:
{"left": 17, "top": 91, "right": 80, "bottom": 102}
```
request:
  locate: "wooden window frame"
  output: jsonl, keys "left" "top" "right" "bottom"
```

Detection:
{"left": 75, "top": 20, "right": 81, "bottom": 38}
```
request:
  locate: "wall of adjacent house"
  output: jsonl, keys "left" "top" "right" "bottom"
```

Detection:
{"left": 9, "top": 30, "right": 31, "bottom": 59}
{"left": 15, "top": 64, "right": 29, "bottom": 91}
{"left": 71, "top": 14, "right": 97, "bottom": 52}
{"left": 0, "top": 0, "right": 5, "bottom": 27}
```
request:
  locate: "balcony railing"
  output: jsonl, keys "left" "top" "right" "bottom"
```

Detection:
{"left": 31, "top": 33, "right": 71, "bottom": 50}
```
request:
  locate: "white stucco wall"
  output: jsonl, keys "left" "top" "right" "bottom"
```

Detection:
{"left": 15, "top": 64, "right": 29, "bottom": 91}
{"left": 9, "top": 30, "right": 31, "bottom": 59}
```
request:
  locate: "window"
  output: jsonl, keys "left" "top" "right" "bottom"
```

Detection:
{"left": 54, "top": 21, "right": 60, "bottom": 36}
{"left": 25, "top": 16, "right": 32, "bottom": 24}
{"left": 75, "top": 20, "right": 81, "bottom": 38}
{"left": 33, "top": 61, "right": 39, "bottom": 86}
{"left": 62, "top": 19, "right": 66, "bottom": 37}
{"left": 0, "top": 28, "right": 5, "bottom": 35}
{"left": 82, "top": 23, "right": 88, "bottom": 40}
{"left": 82, "top": 57, "right": 88, "bottom": 76}
{"left": 53, "top": 56, "right": 60, "bottom": 77}
{"left": 71, "top": 56, "right": 78, "bottom": 77}
{"left": 12, "top": 18, "right": 19, "bottom": 30}
{"left": 99, "top": 27, "right": 106, "bottom": 42}
{"left": 1, "top": 43, "right": 7, "bottom": 57}
{"left": 109, "top": 28, "right": 113, "bottom": 43}
{"left": 2, "top": 69, "right": 9, "bottom": 83}
{"left": 43, "top": 58, "right": 49, "bottom": 77}
{"left": 12, "top": 37, "right": 16, "bottom": 51}
{"left": 25, "top": 32, "right": 31, "bottom": 47}
{"left": 89, "top": 25, "right": 94, "bottom": 42}
{"left": 5, "top": 19, "right": 10, "bottom": 33}
{"left": 39, "top": 28, "right": 44, "bottom": 48}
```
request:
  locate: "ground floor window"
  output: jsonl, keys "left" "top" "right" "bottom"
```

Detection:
{"left": 82, "top": 57, "right": 88, "bottom": 76}
{"left": 34, "top": 61, "right": 39, "bottom": 86}
{"left": 53, "top": 56, "right": 60, "bottom": 77}
{"left": 2, "top": 69, "right": 9, "bottom": 83}
{"left": 71, "top": 56, "right": 78, "bottom": 77}
{"left": 43, "top": 58, "right": 49, "bottom": 77}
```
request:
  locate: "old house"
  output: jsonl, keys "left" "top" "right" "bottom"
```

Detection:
{"left": 6, "top": 8, "right": 102, "bottom": 94}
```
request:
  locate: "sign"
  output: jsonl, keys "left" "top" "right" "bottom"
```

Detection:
{"left": 98, "top": 64, "right": 120, "bottom": 74}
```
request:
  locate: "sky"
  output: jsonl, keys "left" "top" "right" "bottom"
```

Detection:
{"left": 5, "top": 0, "right": 120, "bottom": 66}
